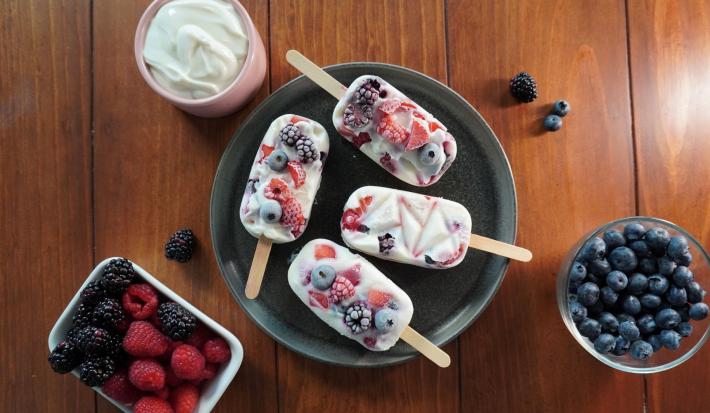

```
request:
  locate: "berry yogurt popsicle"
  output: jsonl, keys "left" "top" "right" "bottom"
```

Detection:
{"left": 341, "top": 186, "right": 472, "bottom": 269}
{"left": 332, "top": 76, "right": 457, "bottom": 186}
{"left": 288, "top": 239, "right": 414, "bottom": 351}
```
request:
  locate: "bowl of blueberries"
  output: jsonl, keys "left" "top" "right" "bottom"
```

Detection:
{"left": 558, "top": 216, "right": 710, "bottom": 373}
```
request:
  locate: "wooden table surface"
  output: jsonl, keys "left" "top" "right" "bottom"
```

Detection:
{"left": 2, "top": 0, "right": 709, "bottom": 412}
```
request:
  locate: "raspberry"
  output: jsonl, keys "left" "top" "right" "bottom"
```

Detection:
{"left": 368, "top": 289, "right": 392, "bottom": 308}
{"left": 329, "top": 276, "right": 355, "bottom": 303}
{"left": 171, "top": 344, "right": 205, "bottom": 380}
{"left": 280, "top": 197, "right": 305, "bottom": 237}
{"left": 406, "top": 120, "right": 429, "bottom": 150}
{"left": 184, "top": 323, "right": 212, "bottom": 348}
{"left": 202, "top": 338, "right": 231, "bottom": 364}
{"left": 200, "top": 362, "right": 218, "bottom": 381}
{"left": 134, "top": 396, "right": 174, "bottom": 413}
{"left": 91, "top": 298, "right": 126, "bottom": 330}
{"left": 377, "top": 114, "right": 409, "bottom": 145}
{"left": 314, "top": 244, "right": 337, "bottom": 259}
{"left": 122, "top": 283, "right": 159, "bottom": 320}
{"left": 129, "top": 359, "right": 166, "bottom": 392}
{"left": 352, "top": 132, "right": 372, "bottom": 149}
{"left": 341, "top": 209, "right": 362, "bottom": 232}
{"left": 343, "top": 104, "right": 372, "bottom": 129}
{"left": 158, "top": 303, "right": 197, "bottom": 341}
{"left": 155, "top": 386, "right": 171, "bottom": 400}
{"left": 279, "top": 123, "right": 304, "bottom": 146}
{"left": 287, "top": 161, "right": 307, "bottom": 188}
{"left": 123, "top": 321, "right": 170, "bottom": 357}
{"left": 48, "top": 340, "right": 82, "bottom": 374}
{"left": 164, "top": 365, "right": 183, "bottom": 387}
{"left": 170, "top": 383, "right": 199, "bottom": 413}
{"left": 164, "top": 229, "right": 195, "bottom": 263}
{"left": 101, "top": 370, "right": 143, "bottom": 404}
{"left": 80, "top": 356, "right": 116, "bottom": 387}
{"left": 263, "top": 178, "right": 291, "bottom": 202}
{"left": 100, "top": 258, "right": 136, "bottom": 295}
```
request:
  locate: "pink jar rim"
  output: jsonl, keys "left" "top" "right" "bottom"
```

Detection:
{"left": 134, "top": 0, "right": 260, "bottom": 106}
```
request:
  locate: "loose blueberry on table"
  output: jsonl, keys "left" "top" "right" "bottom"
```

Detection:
{"left": 568, "top": 223, "right": 708, "bottom": 360}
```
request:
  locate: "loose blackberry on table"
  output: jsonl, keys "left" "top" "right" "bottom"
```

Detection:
{"left": 509, "top": 71, "right": 538, "bottom": 103}
{"left": 165, "top": 228, "right": 195, "bottom": 263}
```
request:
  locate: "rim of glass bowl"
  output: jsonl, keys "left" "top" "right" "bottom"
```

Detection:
{"left": 557, "top": 216, "right": 710, "bottom": 374}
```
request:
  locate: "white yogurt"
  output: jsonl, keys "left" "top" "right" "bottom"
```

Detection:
{"left": 143, "top": 0, "right": 249, "bottom": 99}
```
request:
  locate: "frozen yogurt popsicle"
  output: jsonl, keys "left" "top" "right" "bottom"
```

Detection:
{"left": 341, "top": 186, "right": 471, "bottom": 269}
{"left": 341, "top": 186, "right": 533, "bottom": 266}
{"left": 240, "top": 114, "right": 329, "bottom": 243}
{"left": 240, "top": 114, "right": 329, "bottom": 299}
{"left": 332, "top": 76, "right": 457, "bottom": 186}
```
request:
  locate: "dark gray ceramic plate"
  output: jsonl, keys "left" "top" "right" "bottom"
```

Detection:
{"left": 211, "top": 63, "right": 517, "bottom": 367}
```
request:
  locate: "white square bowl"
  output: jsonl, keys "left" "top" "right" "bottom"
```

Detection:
{"left": 48, "top": 257, "right": 244, "bottom": 412}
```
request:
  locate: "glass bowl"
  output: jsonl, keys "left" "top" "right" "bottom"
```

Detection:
{"left": 557, "top": 216, "right": 710, "bottom": 373}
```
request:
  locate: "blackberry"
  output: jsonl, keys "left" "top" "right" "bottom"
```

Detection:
{"left": 91, "top": 298, "right": 126, "bottom": 330}
{"left": 75, "top": 326, "right": 121, "bottom": 356}
{"left": 510, "top": 72, "right": 538, "bottom": 103}
{"left": 65, "top": 326, "right": 83, "bottom": 345}
{"left": 79, "top": 356, "right": 115, "bottom": 387}
{"left": 344, "top": 302, "right": 372, "bottom": 334}
{"left": 157, "top": 302, "right": 197, "bottom": 340}
{"left": 100, "top": 258, "right": 136, "bottom": 295}
{"left": 165, "top": 228, "right": 195, "bottom": 263}
{"left": 279, "top": 123, "right": 304, "bottom": 146}
{"left": 295, "top": 137, "right": 318, "bottom": 163}
{"left": 378, "top": 233, "right": 395, "bottom": 254}
{"left": 48, "top": 340, "right": 82, "bottom": 374}
{"left": 80, "top": 280, "right": 107, "bottom": 304}
{"left": 343, "top": 104, "right": 372, "bottom": 129}
{"left": 72, "top": 303, "right": 95, "bottom": 328}
{"left": 355, "top": 78, "right": 381, "bottom": 106}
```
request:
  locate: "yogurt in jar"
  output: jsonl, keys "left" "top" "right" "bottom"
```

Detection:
{"left": 143, "top": 0, "right": 249, "bottom": 99}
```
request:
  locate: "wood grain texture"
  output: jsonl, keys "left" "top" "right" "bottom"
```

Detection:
{"left": 0, "top": 0, "right": 94, "bottom": 412}
{"left": 92, "top": 1, "right": 276, "bottom": 412}
{"left": 447, "top": 1, "right": 643, "bottom": 411}
{"left": 627, "top": 1, "right": 710, "bottom": 411}
{"left": 269, "top": 1, "right": 459, "bottom": 412}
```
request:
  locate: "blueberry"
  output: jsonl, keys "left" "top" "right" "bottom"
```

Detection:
{"left": 660, "top": 329, "right": 682, "bottom": 350}
{"left": 587, "top": 300, "right": 605, "bottom": 316}
{"left": 640, "top": 294, "right": 662, "bottom": 310}
{"left": 570, "top": 261, "right": 587, "bottom": 282}
{"left": 600, "top": 286, "right": 619, "bottom": 307}
{"left": 374, "top": 309, "right": 397, "bottom": 331}
{"left": 637, "top": 257, "right": 658, "bottom": 275}
{"left": 267, "top": 149, "right": 288, "bottom": 171}
{"left": 665, "top": 286, "right": 688, "bottom": 306}
{"left": 568, "top": 280, "right": 581, "bottom": 295}
{"left": 686, "top": 281, "right": 706, "bottom": 304}
{"left": 544, "top": 114, "right": 563, "bottom": 131}
{"left": 630, "top": 340, "right": 654, "bottom": 360}
{"left": 667, "top": 236, "right": 689, "bottom": 260}
{"left": 676, "top": 321, "right": 693, "bottom": 337}
{"left": 637, "top": 314, "right": 657, "bottom": 335}
{"left": 569, "top": 301, "right": 588, "bottom": 323}
{"left": 644, "top": 227, "right": 670, "bottom": 256}
{"left": 259, "top": 200, "right": 282, "bottom": 223}
{"left": 612, "top": 336, "right": 631, "bottom": 356}
{"left": 608, "top": 247, "right": 638, "bottom": 272}
{"left": 627, "top": 273, "right": 648, "bottom": 295}
{"left": 676, "top": 305, "right": 691, "bottom": 322}
{"left": 656, "top": 308, "right": 682, "bottom": 329}
{"left": 579, "top": 237, "right": 606, "bottom": 263}
{"left": 689, "top": 303, "right": 709, "bottom": 320}
{"left": 593, "top": 333, "right": 616, "bottom": 354}
{"left": 671, "top": 266, "right": 693, "bottom": 287}
{"left": 616, "top": 313, "right": 636, "bottom": 325}
{"left": 647, "top": 274, "right": 670, "bottom": 295}
{"left": 621, "top": 295, "right": 642, "bottom": 315}
{"left": 552, "top": 100, "right": 571, "bottom": 117}
{"left": 657, "top": 257, "right": 677, "bottom": 276}
{"left": 588, "top": 259, "right": 611, "bottom": 276}
{"left": 648, "top": 334, "right": 663, "bottom": 351}
{"left": 629, "top": 240, "right": 651, "bottom": 258}
{"left": 578, "top": 318, "right": 602, "bottom": 340}
{"left": 623, "top": 223, "right": 646, "bottom": 241}
{"left": 598, "top": 312, "right": 619, "bottom": 333}
{"left": 675, "top": 251, "right": 692, "bottom": 266}
{"left": 619, "top": 321, "right": 641, "bottom": 341}
{"left": 577, "top": 282, "right": 600, "bottom": 306}
{"left": 585, "top": 272, "right": 603, "bottom": 285}
{"left": 418, "top": 143, "right": 441, "bottom": 166}
{"left": 310, "top": 265, "right": 336, "bottom": 290}
{"left": 603, "top": 229, "right": 626, "bottom": 249}
{"left": 606, "top": 271, "right": 629, "bottom": 292}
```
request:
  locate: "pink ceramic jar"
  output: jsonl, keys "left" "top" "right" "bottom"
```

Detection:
{"left": 134, "top": 0, "right": 266, "bottom": 118}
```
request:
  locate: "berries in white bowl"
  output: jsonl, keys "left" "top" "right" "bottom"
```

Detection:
{"left": 558, "top": 217, "right": 710, "bottom": 373}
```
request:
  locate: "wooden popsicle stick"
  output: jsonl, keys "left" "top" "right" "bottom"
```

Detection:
{"left": 245, "top": 235, "right": 273, "bottom": 299}
{"left": 468, "top": 234, "right": 533, "bottom": 262}
{"left": 286, "top": 50, "right": 347, "bottom": 100}
{"left": 400, "top": 326, "right": 451, "bottom": 368}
